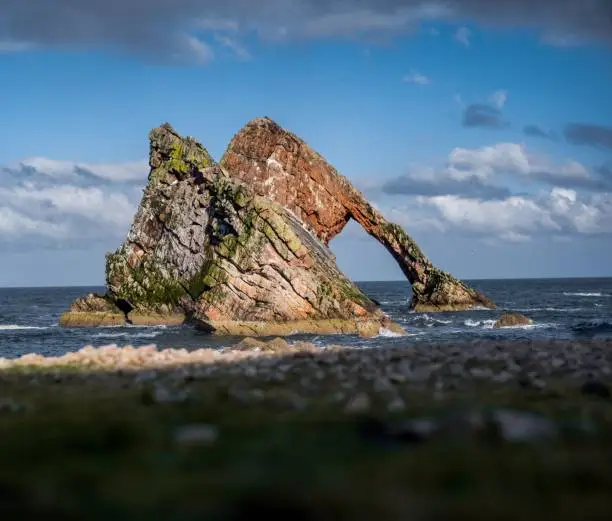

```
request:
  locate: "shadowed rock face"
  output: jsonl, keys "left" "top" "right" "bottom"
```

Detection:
{"left": 60, "top": 124, "right": 405, "bottom": 336}
{"left": 221, "top": 117, "right": 494, "bottom": 312}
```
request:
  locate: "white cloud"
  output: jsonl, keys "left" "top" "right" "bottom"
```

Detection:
{"left": 418, "top": 194, "right": 559, "bottom": 234}
{"left": 411, "top": 188, "right": 612, "bottom": 238}
{"left": 182, "top": 35, "right": 215, "bottom": 63}
{"left": 444, "top": 142, "right": 591, "bottom": 182}
{"left": 0, "top": 206, "right": 68, "bottom": 238}
{"left": 374, "top": 138, "right": 612, "bottom": 242}
{"left": 489, "top": 90, "right": 508, "bottom": 109}
{"left": 18, "top": 157, "right": 148, "bottom": 183}
{"left": 402, "top": 69, "right": 430, "bottom": 85}
{"left": 454, "top": 26, "right": 471, "bottom": 47}
{"left": 447, "top": 143, "right": 530, "bottom": 180}
{"left": 0, "top": 158, "right": 145, "bottom": 247}
{"left": 3, "top": 185, "right": 136, "bottom": 228}
{"left": 379, "top": 141, "right": 605, "bottom": 203}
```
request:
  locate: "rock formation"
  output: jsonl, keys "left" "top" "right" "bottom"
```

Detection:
{"left": 221, "top": 117, "right": 494, "bottom": 312}
{"left": 60, "top": 123, "right": 406, "bottom": 337}
{"left": 494, "top": 313, "right": 532, "bottom": 328}
{"left": 60, "top": 117, "right": 495, "bottom": 334}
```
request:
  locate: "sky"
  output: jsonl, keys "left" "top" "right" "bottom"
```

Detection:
{"left": 1, "top": 0, "right": 611, "bottom": 286}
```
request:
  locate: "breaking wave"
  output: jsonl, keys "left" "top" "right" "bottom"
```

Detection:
{"left": 91, "top": 331, "right": 163, "bottom": 339}
{"left": 410, "top": 314, "right": 453, "bottom": 328}
{"left": 377, "top": 327, "right": 406, "bottom": 338}
{"left": 563, "top": 292, "right": 608, "bottom": 297}
{"left": 572, "top": 320, "right": 612, "bottom": 335}
{"left": 514, "top": 307, "right": 583, "bottom": 312}
{"left": 464, "top": 319, "right": 496, "bottom": 329}
{"left": 0, "top": 324, "right": 50, "bottom": 331}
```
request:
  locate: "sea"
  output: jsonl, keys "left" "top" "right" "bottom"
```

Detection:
{"left": 0, "top": 278, "right": 611, "bottom": 359}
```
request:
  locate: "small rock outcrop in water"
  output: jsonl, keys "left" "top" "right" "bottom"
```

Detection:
{"left": 221, "top": 118, "right": 494, "bottom": 312}
{"left": 59, "top": 293, "right": 125, "bottom": 327}
{"left": 494, "top": 312, "right": 532, "bottom": 328}
{"left": 60, "top": 124, "right": 405, "bottom": 336}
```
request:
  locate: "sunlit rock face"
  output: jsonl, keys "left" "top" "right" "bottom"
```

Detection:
{"left": 221, "top": 117, "right": 494, "bottom": 312}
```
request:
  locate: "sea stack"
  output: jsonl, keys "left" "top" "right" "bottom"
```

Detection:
{"left": 60, "top": 123, "right": 405, "bottom": 336}
{"left": 60, "top": 118, "right": 494, "bottom": 334}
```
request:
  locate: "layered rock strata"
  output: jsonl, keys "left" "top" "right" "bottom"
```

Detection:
{"left": 60, "top": 124, "right": 405, "bottom": 336}
{"left": 221, "top": 118, "right": 494, "bottom": 312}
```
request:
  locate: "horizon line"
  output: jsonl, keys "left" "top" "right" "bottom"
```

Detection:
{"left": 1, "top": 275, "right": 611, "bottom": 290}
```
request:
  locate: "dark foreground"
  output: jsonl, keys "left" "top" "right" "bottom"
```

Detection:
{"left": 1, "top": 339, "right": 612, "bottom": 520}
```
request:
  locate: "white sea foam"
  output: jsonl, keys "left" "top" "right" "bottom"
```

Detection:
{"left": 464, "top": 319, "right": 496, "bottom": 329}
{"left": 0, "top": 324, "right": 49, "bottom": 331}
{"left": 470, "top": 305, "right": 494, "bottom": 311}
{"left": 96, "top": 324, "right": 169, "bottom": 330}
{"left": 514, "top": 307, "right": 583, "bottom": 312}
{"left": 377, "top": 327, "right": 406, "bottom": 338}
{"left": 413, "top": 314, "right": 453, "bottom": 327}
{"left": 563, "top": 292, "right": 608, "bottom": 297}
{"left": 92, "top": 331, "right": 163, "bottom": 339}
{"left": 463, "top": 319, "right": 557, "bottom": 331}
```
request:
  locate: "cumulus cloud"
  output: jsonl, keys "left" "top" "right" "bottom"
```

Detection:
{"left": 446, "top": 143, "right": 591, "bottom": 180}
{"left": 373, "top": 136, "right": 612, "bottom": 243}
{"left": 402, "top": 69, "right": 430, "bottom": 84}
{"left": 0, "top": 159, "right": 146, "bottom": 248}
{"left": 564, "top": 123, "right": 612, "bottom": 150}
{"left": 378, "top": 142, "right": 611, "bottom": 210}
{"left": 462, "top": 104, "right": 509, "bottom": 129}
{"left": 413, "top": 188, "right": 612, "bottom": 239}
{"left": 1, "top": 1, "right": 610, "bottom": 62}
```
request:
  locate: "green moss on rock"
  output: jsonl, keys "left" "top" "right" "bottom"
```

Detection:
{"left": 108, "top": 258, "right": 187, "bottom": 312}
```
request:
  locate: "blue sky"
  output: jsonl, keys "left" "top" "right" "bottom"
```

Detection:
{"left": 1, "top": 1, "right": 611, "bottom": 286}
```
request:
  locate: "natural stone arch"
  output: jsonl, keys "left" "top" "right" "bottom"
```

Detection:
{"left": 220, "top": 117, "right": 494, "bottom": 312}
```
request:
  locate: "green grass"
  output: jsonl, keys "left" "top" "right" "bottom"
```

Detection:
{"left": 1, "top": 350, "right": 612, "bottom": 520}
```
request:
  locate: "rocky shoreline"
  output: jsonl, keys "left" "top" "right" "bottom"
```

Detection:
{"left": 3, "top": 338, "right": 612, "bottom": 519}
{"left": 3, "top": 338, "right": 611, "bottom": 392}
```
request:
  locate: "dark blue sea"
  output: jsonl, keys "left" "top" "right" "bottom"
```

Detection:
{"left": 1, "top": 278, "right": 611, "bottom": 359}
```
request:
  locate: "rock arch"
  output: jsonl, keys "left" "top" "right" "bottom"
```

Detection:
{"left": 220, "top": 117, "right": 494, "bottom": 312}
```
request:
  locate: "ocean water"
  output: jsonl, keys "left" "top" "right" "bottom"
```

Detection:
{"left": 0, "top": 278, "right": 611, "bottom": 359}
